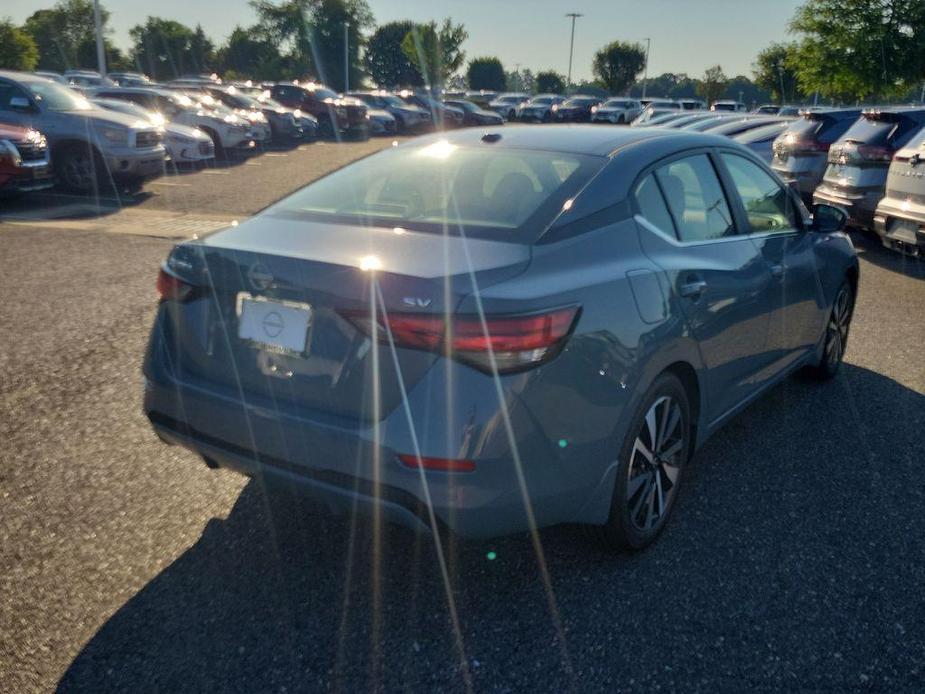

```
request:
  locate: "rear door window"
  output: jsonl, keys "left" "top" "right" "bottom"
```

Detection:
{"left": 634, "top": 175, "right": 677, "bottom": 237}
{"left": 721, "top": 154, "right": 800, "bottom": 232}
{"left": 654, "top": 155, "right": 737, "bottom": 242}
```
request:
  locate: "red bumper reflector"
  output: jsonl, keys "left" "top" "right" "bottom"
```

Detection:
{"left": 398, "top": 454, "right": 476, "bottom": 473}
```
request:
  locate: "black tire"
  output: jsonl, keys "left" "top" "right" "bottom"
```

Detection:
{"left": 809, "top": 280, "right": 854, "bottom": 380}
{"left": 200, "top": 128, "right": 225, "bottom": 160}
{"left": 56, "top": 143, "right": 104, "bottom": 195}
{"left": 596, "top": 372, "right": 692, "bottom": 551}
{"left": 617, "top": 114, "right": 625, "bottom": 124}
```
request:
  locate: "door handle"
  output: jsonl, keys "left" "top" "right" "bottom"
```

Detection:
{"left": 679, "top": 277, "right": 708, "bottom": 299}
{"left": 769, "top": 264, "right": 784, "bottom": 279}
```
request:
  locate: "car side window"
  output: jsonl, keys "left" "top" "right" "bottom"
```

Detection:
{"left": 721, "top": 153, "right": 799, "bottom": 232}
{"left": 654, "top": 154, "right": 736, "bottom": 241}
{"left": 634, "top": 174, "right": 677, "bottom": 237}
{"left": 0, "top": 82, "right": 30, "bottom": 111}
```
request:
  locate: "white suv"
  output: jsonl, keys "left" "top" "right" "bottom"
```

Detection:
{"left": 591, "top": 98, "right": 643, "bottom": 124}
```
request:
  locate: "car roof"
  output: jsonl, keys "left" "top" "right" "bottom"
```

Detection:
{"left": 405, "top": 123, "right": 732, "bottom": 157}
{"left": 0, "top": 70, "right": 55, "bottom": 84}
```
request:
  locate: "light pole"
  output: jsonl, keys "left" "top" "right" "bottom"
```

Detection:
{"left": 565, "top": 13, "right": 583, "bottom": 93}
{"left": 776, "top": 60, "right": 785, "bottom": 105}
{"left": 344, "top": 21, "right": 350, "bottom": 92}
{"left": 92, "top": 0, "right": 106, "bottom": 76}
{"left": 641, "top": 38, "right": 651, "bottom": 99}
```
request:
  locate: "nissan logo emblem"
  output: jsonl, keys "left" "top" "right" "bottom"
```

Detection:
{"left": 248, "top": 262, "right": 273, "bottom": 290}
{"left": 262, "top": 311, "right": 284, "bottom": 338}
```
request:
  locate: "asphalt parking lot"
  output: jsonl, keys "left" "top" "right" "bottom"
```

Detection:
{"left": 1, "top": 138, "right": 924, "bottom": 693}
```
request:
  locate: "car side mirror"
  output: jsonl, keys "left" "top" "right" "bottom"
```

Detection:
{"left": 9, "top": 96, "right": 36, "bottom": 112}
{"left": 811, "top": 203, "right": 847, "bottom": 233}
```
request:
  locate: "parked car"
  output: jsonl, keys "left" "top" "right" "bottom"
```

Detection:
{"left": 92, "top": 97, "right": 215, "bottom": 167}
{"left": 681, "top": 114, "right": 738, "bottom": 131}
{"left": 145, "top": 125, "right": 858, "bottom": 551}
{"left": 269, "top": 83, "right": 368, "bottom": 140}
{"left": 63, "top": 70, "right": 116, "bottom": 89}
{"left": 0, "top": 121, "right": 54, "bottom": 194}
{"left": 33, "top": 71, "right": 68, "bottom": 85}
{"left": 813, "top": 108, "right": 925, "bottom": 230}
{"left": 442, "top": 99, "right": 504, "bottom": 126}
{"left": 631, "top": 108, "right": 687, "bottom": 127}
{"left": 92, "top": 86, "right": 255, "bottom": 157}
{"left": 366, "top": 108, "right": 398, "bottom": 135}
{"left": 873, "top": 124, "right": 925, "bottom": 256}
{"left": 346, "top": 91, "right": 431, "bottom": 133}
{"left": 733, "top": 121, "right": 792, "bottom": 164}
{"left": 678, "top": 99, "right": 706, "bottom": 111}
{"left": 202, "top": 86, "right": 310, "bottom": 142}
{"left": 397, "top": 91, "right": 464, "bottom": 129}
{"left": 515, "top": 94, "right": 566, "bottom": 122}
{"left": 704, "top": 116, "right": 792, "bottom": 138}
{"left": 711, "top": 100, "right": 747, "bottom": 112}
{"left": 644, "top": 99, "right": 681, "bottom": 111}
{"left": 0, "top": 70, "right": 165, "bottom": 193}
{"left": 464, "top": 90, "right": 498, "bottom": 107}
{"left": 771, "top": 109, "right": 863, "bottom": 205}
{"left": 552, "top": 95, "right": 603, "bottom": 123}
{"left": 108, "top": 72, "right": 152, "bottom": 88}
{"left": 189, "top": 92, "right": 271, "bottom": 146}
{"left": 660, "top": 112, "right": 722, "bottom": 129}
{"left": 488, "top": 93, "right": 530, "bottom": 120}
{"left": 754, "top": 104, "right": 802, "bottom": 117}
{"left": 591, "top": 98, "right": 644, "bottom": 124}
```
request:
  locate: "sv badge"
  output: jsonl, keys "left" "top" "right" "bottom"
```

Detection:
{"left": 402, "top": 296, "right": 433, "bottom": 308}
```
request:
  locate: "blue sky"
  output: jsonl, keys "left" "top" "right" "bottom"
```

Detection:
{"left": 7, "top": 0, "right": 804, "bottom": 81}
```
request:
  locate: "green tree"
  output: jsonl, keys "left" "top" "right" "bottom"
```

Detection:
{"left": 697, "top": 65, "right": 728, "bottom": 105}
{"left": 365, "top": 20, "right": 423, "bottom": 88}
{"left": 216, "top": 25, "right": 287, "bottom": 80}
{"left": 753, "top": 42, "right": 803, "bottom": 104}
{"left": 252, "top": 0, "right": 373, "bottom": 90}
{"left": 190, "top": 25, "right": 216, "bottom": 74}
{"left": 723, "top": 75, "right": 771, "bottom": 107}
{"left": 535, "top": 70, "right": 565, "bottom": 94}
{"left": 592, "top": 40, "right": 646, "bottom": 95}
{"left": 467, "top": 56, "right": 505, "bottom": 90}
{"left": 629, "top": 72, "right": 698, "bottom": 98}
{"left": 400, "top": 19, "right": 467, "bottom": 88}
{"left": 23, "top": 0, "right": 109, "bottom": 72}
{"left": 130, "top": 18, "right": 198, "bottom": 80}
{"left": 506, "top": 67, "right": 534, "bottom": 93}
{"left": 789, "top": 0, "right": 925, "bottom": 102}
{"left": 0, "top": 19, "right": 39, "bottom": 71}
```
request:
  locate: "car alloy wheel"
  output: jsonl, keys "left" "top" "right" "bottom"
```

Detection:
{"left": 60, "top": 150, "right": 96, "bottom": 193}
{"left": 812, "top": 281, "right": 853, "bottom": 379}
{"left": 598, "top": 372, "right": 691, "bottom": 551}
{"left": 625, "top": 395, "right": 684, "bottom": 533}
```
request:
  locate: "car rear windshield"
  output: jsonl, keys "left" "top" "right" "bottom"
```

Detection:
{"left": 603, "top": 100, "right": 630, "bottom": 108}
{"left": 26, "top": 80, "right": 92, "bottom": 111}
{"left": 840, "top": 114, "right": 922, "bottom": 147}
{"left": 268, "top": 141, "right": 605, "bottom": 241}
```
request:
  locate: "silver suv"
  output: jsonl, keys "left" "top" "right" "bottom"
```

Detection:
{"left": 0, "top": 70, "right": 165, "bottom": 193}
{"left": 873, "top": 123, "right": 925, "bottom": 256}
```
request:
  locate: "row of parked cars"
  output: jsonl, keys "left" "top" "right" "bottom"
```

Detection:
{"left": 0, "top": 70, "right": 524, "bottom": 198}
{"left": 631, "top": 103, "right": 925, "bottom": 257}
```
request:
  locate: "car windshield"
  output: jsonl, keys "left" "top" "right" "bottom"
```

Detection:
{"left": 447, "top": 101, "right": 476, "bottom": 112}
{"left": 269, "top": 142, "right": 603, "bottom": 239}
{"left": 603, "top": 100, "right": 628, "bottom": 108}
{"left": 840, "top": 116, "right": 902, "bottom": 146}
{"left": 530, "top": 97, "right": 553, "bottom": 105}
{"left": 26, "top": 80, "right": 92, "bottom": 111}
{"left": 498, "top": 95, "right": 523, "bottom": 103}
{"left": 564, "top": 98, "right": 596, "bottom": 107}
{"left": 380, "top": 94, "right": 405, "bottom": 107}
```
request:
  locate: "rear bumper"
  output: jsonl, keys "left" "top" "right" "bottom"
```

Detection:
{"left": 142, "top": 327, "right": 619, "bottom": 538}
{"left": 873, "top": 200, "right": 925, "bottom": 255}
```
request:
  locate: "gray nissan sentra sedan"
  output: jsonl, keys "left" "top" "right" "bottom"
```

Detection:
{"left": 144, "top": 126, "right": 858, "bottom": 550}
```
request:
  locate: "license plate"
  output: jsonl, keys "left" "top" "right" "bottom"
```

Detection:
{"left": 236, "top": 293, "right": 313, "bottom": 355}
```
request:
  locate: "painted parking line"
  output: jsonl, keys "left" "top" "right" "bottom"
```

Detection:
{"left": 262, "top": 153, "right": 288, "bottom": 157}
{"left": 201, "top": 169, "right": 231, "bottom": 175}
{"left": 245, "top": 161, "right": 263, "bottom": 166}
{"left": 150, "top": 181, "right": 193, "bottom": 187}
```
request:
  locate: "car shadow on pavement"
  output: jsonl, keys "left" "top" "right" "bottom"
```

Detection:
{"left": 57, "top": 364, "right": 925, "bottom": 693}
{"left": 0, "top": 189, "right": 154, "bottom": 222}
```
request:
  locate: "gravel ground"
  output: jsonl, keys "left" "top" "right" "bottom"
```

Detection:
{"left": 1, "top": 160, "right": 924, "bottom": 692}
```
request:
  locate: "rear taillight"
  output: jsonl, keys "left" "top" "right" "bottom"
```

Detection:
{"left": 798, "top": 140, "right": 830, "bottom": 153}
{"left": 342, "top": 306, "right": 580, "bottom": 373}
{"left": 398, "top": 454, "right": 476, "bottom": 473}
{"left": 156, "top": 267, "right": 197, "bottom": 302}
{"left": 856, "top": 144, "right": 894, "bottom": 162}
